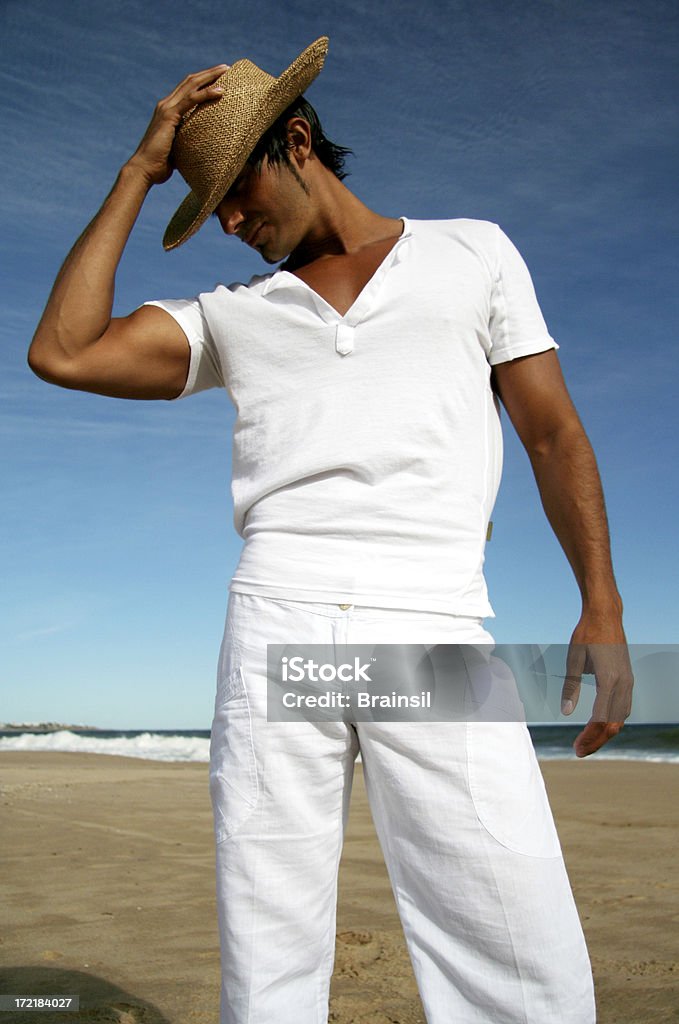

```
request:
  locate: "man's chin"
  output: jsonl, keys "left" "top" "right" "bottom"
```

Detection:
{"left": 259, "top": 243, "right": 293, "bottom": 266}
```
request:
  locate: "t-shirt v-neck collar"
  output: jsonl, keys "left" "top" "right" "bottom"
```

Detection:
{"left": 260, "top": 216, "right": 412, "bottom": 325}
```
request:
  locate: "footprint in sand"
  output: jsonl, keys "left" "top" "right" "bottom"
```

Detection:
{"left": 336, "top": 930, "right": 373, "bottom": 945}
{"left": 101, "top": 1005, "right": 146, "bottom": 1023}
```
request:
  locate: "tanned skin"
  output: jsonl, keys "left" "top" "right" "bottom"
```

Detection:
{"left": 28, "top": 64, "right": 633, "bottom": 755}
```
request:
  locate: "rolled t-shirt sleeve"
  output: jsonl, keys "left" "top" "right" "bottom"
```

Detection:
{"left": 142, "top": 297, "right": 224, "bottom": 399}
{"left": 487, "top": 225, "right": 559, "bottom": 366}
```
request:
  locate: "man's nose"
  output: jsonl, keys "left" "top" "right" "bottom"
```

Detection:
{"left": 218, "top": 202, "right": 246, "bottom": 236}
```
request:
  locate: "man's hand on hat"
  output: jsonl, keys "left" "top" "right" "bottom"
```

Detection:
{"left": 126, "top": 65, "right": 229, "bottom": 187}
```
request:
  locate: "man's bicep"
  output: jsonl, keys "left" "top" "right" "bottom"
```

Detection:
{"left": 55, "top": 305, "right": 192, "bottom": 400}
{"left": 491, "top": 349, "right": 583, "bottom": 454}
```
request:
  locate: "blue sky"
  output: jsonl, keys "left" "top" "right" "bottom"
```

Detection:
{"left": 2, "top": 0, "right": 677, "bottom": 728}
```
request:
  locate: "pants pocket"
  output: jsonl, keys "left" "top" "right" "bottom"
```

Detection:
{"left": 466, "top": 721, "right": 563, "bottom": 858}
{"left": 209, "top": 666, "right": 259, "bottom": 843}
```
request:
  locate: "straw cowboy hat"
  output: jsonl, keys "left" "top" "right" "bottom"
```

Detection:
{"left": 163, "top": 36, "right": 329, "bottom": 250}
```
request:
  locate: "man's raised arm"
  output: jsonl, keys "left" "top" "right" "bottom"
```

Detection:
{"left": 27, "top": 65, "right": 227, "bottom": 400}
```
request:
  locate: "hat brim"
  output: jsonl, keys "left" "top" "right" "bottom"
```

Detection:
{"left": 162, "top": 36, "right": 329, "bottom": 251}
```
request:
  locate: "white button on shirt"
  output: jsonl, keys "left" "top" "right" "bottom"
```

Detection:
{"left": 334, "top": 324, "right": 354, "bottom": 357}
{"left": 259, "top": 221, "right": 411, "bottom": 357}
{"left": 145, "top": 218, "right": 557, "bottom": 617}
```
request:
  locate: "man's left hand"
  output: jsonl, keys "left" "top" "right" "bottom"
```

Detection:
{"left": 561, "top": 623, "right": 634, "bottom": 758}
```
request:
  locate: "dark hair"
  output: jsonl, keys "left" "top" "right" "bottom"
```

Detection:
{"left": 246, "top": 96, "right": 352, "bottom": 180}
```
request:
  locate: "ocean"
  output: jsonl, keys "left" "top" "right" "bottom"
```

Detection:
{"left": 1, "top": 723, "right": 678, "bottom": 763}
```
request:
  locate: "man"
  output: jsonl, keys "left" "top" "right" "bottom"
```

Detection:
{"left": 28, "top": 36, "right": 633, "bottom": 1024}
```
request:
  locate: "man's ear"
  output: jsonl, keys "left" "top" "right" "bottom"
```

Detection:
{"left": 285, "top": 117, "right": 313, "bottom": 163}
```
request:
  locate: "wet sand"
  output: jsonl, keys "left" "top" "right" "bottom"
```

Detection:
{"left": 1, "top": 752, "right": 677, "bottom": 1023}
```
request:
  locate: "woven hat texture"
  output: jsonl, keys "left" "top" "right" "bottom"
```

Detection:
{"left": 163, "top": 36, "right": 329, "bottom": 250}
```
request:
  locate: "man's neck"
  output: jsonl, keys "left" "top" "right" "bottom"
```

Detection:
{"left": 284, "top": 176, "right": 403, "bottom": 272}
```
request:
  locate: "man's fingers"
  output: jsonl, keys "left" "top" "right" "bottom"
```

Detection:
{"left": 166, "top": 64, "right": 230, "bottom": 104}
{"left": 175, "top": 64, "right": 230, "bottom": 90}
{"left": 584, "top": 643, "right": 635, "bottom": 722}
{"left": 152, "top": 66, "right": 228, "bottom": 133}
{"left": 562, "top": 641, "right": 585, "bottom": 714}
{"left": 574, "top": 721, "right": 624, "bottom": 758}
{"left": 130, "top": 64, "right": 232, "bottom": 187}
{"left": 560, "top": 680, "right": 581, "bottom": 715}
{"left": 160, "top": 69, "right": 229, "bottom": 122}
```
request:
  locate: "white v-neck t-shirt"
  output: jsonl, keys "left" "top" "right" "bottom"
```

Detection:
{"left": 145, "top": 217, "right": 557, "bottom": 617}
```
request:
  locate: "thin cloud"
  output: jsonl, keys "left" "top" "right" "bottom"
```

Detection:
{"left": 16, "top": 622, "right": 76, "bottom": 642}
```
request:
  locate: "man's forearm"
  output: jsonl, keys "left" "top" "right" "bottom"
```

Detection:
{"left": 527, "top": 422, "right": 624, "bottom": 629}
{"left": 28, "top": 162, "right": 152, "bottom": 373}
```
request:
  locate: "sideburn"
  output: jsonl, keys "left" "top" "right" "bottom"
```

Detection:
{"left": 281, "top": 150, "right": 311, "bottom": 196}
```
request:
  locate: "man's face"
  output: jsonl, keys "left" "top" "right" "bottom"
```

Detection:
{"left": 214, "top": 155, "right": 312, "bottom": 265}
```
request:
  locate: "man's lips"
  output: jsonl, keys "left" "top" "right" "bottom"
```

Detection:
{"left": 243, "top": 222, "right": 264, "bottom": 247}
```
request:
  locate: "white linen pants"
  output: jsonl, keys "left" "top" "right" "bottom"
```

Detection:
{"left": 209, "top": 592, "right": 596, "bottom": 1023}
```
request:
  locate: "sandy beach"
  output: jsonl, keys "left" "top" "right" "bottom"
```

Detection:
{"left": 1, "top": 751, "right": 677, "bottom": 1023}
